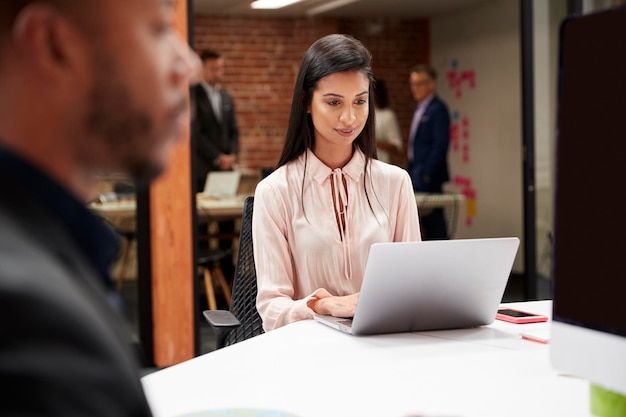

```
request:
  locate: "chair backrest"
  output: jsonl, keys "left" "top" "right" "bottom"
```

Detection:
{"left": 224, "top": 195, "right": 264, "bottom": 347}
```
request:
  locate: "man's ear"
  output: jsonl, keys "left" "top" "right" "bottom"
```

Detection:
{"left": 12, "top": 4, "right": 88, "bottom": 83}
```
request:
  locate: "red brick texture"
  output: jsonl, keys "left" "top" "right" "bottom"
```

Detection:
{"left": 194, "top": 15, "right": 429, "bottom": 171}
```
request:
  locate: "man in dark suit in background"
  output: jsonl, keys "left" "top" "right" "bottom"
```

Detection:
{"left": 407, "top": 64, "right": 451, "bottom": 240}
{"left": 0, "top": 0, "right": 194, "bottom": 415}
{"left": 192, "top": 48, "right": 240, "bottom": 284}
{"left": 193, "top": 49, "right": 239, "bottom": 191}
{"left": 407, "top": 65, "right": 450, "bottom": 240}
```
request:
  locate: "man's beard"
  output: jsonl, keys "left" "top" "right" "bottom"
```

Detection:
{"left": 84, "top": 60, "right": 186, "bottom": 185}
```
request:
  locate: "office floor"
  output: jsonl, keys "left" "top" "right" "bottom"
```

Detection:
{"left": 503, "top": 272, "right": 551, "bottom": 302}
{"left": 118, "top": 279, "right": 218, "bottom": 361}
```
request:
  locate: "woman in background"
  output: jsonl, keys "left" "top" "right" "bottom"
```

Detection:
{"left": 253, "top": 34, "right": 421, "bottom": 331}
{"left": 373, "top": 78, "right": 403, "bottom": 164}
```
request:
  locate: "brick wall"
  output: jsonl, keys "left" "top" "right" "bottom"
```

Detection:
{"left": 194, "top": 15, "right": 429, "bottom": 171}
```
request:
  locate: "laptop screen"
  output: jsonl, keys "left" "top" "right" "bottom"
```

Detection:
{"left": 203, "top": 171, "right": 240, "bottom": 198}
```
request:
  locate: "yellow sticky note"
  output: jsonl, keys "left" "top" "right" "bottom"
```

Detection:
{"left": 465, "top": 197, "right": 477, "bottom": 217}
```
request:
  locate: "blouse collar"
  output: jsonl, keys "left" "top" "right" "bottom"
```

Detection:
{"left": 303, "top": 148, "right": 366, "bottom": 184}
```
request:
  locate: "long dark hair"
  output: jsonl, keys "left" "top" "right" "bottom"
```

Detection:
{"left": 276, "top": 34, "right": 376, "bottom": 168}
{"left": 374, "top": 78, "right": 390, "bottom": 109}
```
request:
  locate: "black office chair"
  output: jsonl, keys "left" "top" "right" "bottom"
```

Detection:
{"left": 203, "top": 196, "right": 264, "bottom": 349}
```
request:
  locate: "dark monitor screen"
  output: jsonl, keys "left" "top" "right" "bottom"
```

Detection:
{"left": 553, "top": 7, "right": 626, "bottom": 337}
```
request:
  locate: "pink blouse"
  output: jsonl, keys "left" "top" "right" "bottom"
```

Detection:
{"left": 253, "top": 149, "right": 421, "bottom": 331}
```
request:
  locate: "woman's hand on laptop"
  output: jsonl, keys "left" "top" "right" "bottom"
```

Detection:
{"left": 307, "top": 289, "right": 359, "bottom": 318}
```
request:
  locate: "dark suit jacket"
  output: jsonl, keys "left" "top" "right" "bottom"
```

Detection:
{"left": 192, "top": 84, "right": 239, "bottom": 190}
{"left": 408, "top": 95, "right": 451, "bottom": 192}
{"left": 0, "top": 176, "right": 152, "bottom": 416}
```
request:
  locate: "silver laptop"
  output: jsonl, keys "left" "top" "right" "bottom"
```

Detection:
{"left": 314, "top": 237, "right": 520, "bottom": 335}
{"left": 203, "top": 171, "right": 240, "bottom": 198}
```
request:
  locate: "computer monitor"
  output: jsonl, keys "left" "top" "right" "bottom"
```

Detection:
{"left": 550, "top": 7, "right": 626, "bottom": 395}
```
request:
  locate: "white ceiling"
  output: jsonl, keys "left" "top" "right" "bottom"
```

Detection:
{"left": 192, "top": 0, "right": 490, "bottom": 19}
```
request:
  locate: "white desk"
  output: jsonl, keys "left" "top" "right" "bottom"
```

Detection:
{"left": 141, "top": 300, "right": 593, "bottom": 417}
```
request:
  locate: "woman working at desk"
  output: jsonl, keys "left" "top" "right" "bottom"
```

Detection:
{"left": 253, "top": 34, "right": 421, "bottom": 331}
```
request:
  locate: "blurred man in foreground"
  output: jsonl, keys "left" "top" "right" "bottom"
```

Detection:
{"left": 0, "top": 0, "right": 195, "bottom": 415}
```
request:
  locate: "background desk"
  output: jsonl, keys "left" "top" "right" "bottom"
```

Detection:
{"left": 91, "top": 193, "right": 462, "bottom": 234}
{"left": 89, "top": 194, "right": 247, "bottom": 228}
{"left": 89, "top": 195, "right": 247, "bottom": 288}
{"left": 414, "top": 192, "right": 465, "bottom": 210}
{"left": 415, "top": 192, "right": 465, "bottom": 239}
{"left": 141, "top": 300, "right": 592, "bottom": 417}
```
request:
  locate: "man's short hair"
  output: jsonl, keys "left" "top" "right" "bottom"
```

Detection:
{"left": 0, "top": 2, "right": 32, "bottom": 37}
{"left": 200, "top": 49, "right": 221, "bottom": 63}
{"left": 411, "top": 64, "right": 437, "bottom": 81}
{"left": 0, "top": 1, "right": 93, "bottom": 42}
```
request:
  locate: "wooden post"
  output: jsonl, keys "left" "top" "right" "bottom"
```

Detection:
{"left": 150, "top": 0, "right": 195, "bottom": 367}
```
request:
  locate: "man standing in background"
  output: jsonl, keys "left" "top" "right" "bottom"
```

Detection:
{"left": 407, "top": 64, "right": 451, "bottom": 240}
{"left": 193, "top": 48, "right": 239, "bottom": 191}
{"left": 192, "top": 49, "right": 240, "bottom": 284}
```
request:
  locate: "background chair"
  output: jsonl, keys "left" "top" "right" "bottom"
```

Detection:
{"left": 197, "top": 247, "right": 233, "bottom": 310}
{"left": 203, "top": 196, "right": 264, "bottom": 349}
{"left": 110, "top": 181, "right": 137, "bottom": 292}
